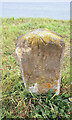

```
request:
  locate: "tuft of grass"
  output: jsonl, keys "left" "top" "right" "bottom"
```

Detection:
{"left": 1, "top": 17, "right": 70, "bottom": 119}
{"left": 2, "top": 88, "right": 71, "bottom": 119}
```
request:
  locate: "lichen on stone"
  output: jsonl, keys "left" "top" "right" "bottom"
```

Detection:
{"left": 16, "top": 47, "right": 22, "bottom": 59}
{"left": 18, "top": 29, "right": 63, "bottom": 47}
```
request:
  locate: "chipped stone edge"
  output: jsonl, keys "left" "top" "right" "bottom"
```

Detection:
{"left": 16, "top": 47, "right": 26, "bottom": 88}
{"left": 56, "top": 47, "right": 65, "bottom": 95}
{"left": 29, "top": 83, "right": 39, "bottom": 93}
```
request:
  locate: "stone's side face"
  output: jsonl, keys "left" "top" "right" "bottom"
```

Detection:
{"left": 16, "top": 29, "right": 65, "bottom": 95}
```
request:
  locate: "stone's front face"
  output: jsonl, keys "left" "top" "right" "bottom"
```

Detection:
{"left": 16, "top": 29, "right": 65, "bottom": 95}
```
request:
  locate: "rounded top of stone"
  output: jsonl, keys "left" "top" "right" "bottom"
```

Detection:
{"left": 16, "top": 29, "right": 65, "bottom": 47}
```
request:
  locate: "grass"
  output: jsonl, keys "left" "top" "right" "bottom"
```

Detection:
{"left": 1, "top": 17, "right": 70, "bottom": 119}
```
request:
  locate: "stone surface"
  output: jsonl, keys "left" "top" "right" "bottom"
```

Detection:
{"left": 16, "top": 29, "right": 65, "bottom": 95}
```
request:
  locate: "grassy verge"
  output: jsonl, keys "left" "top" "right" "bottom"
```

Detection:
{"left": 1, "top": 17, "right": 70, "bottom": 119}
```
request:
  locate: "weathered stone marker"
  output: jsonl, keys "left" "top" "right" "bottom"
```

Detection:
{"left": 16, "top": 29, "right": 65, "bottom": 95}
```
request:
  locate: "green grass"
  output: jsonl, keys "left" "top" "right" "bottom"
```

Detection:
{"left": 1, "top": 17, "right": 70, "bottom": 119}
